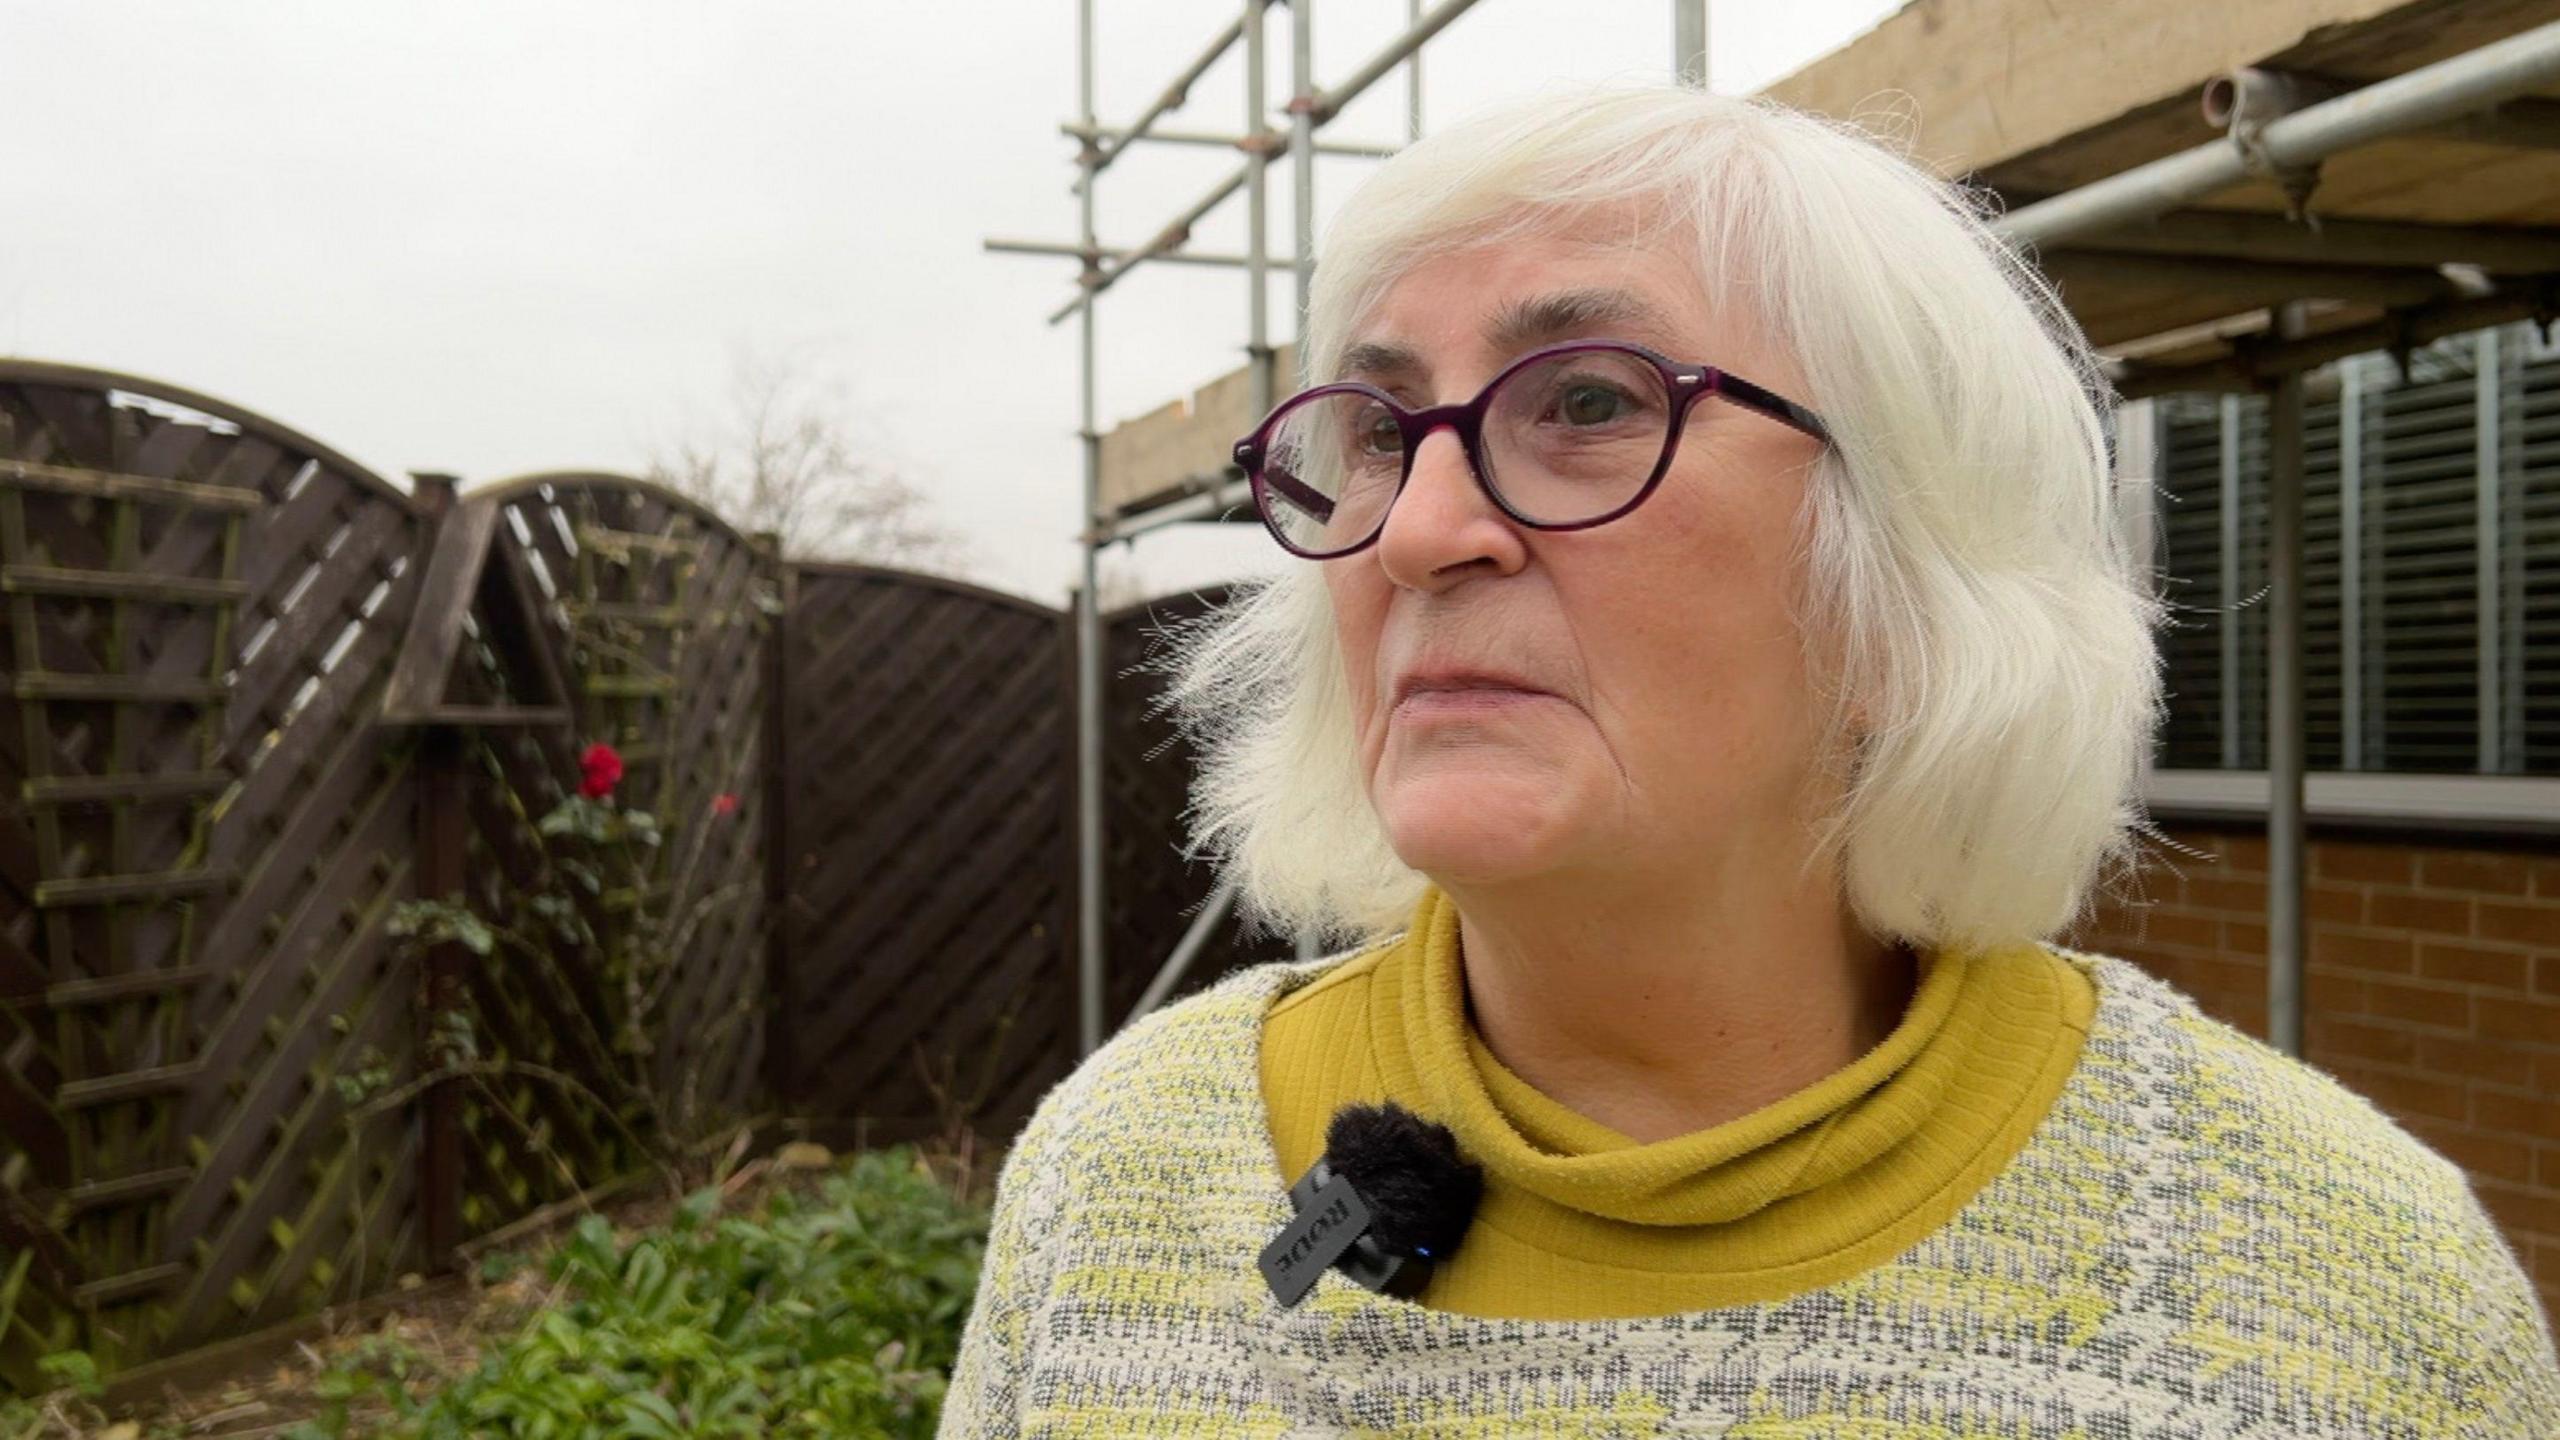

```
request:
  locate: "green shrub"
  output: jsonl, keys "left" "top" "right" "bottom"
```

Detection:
{"left": 294, "top": 1147, "right": 986, "bottom": 1439}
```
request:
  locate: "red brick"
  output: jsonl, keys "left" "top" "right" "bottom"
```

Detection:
{"left": 2365, "top": 979, "right": 2473, "bottom": 1032}
{"left": 2539, "top": 1146, "right": 2560, "bottom": 1191}
{"left": 2135, "top": 908, "right": 2220, "bottom": 951}
{"left": 2421, "top": 852, "right": 2535, "bottom": 897}
{"left": 2536, "top": 956, "right": 2560, "bottom": 1000}
{"left": 2224, "top": 919, "right": 2267, "bottom": 954}
{"left": 2332, "top": 1065, "right": 2470, "bottom": 1124}
{"left": 2537, "top": 1052, "right": 2560, "bottom": 1093}
{"left": 2207, "top": 833, "right": 2269, "bottom": 872}
{"left": 2368, "top": 890, "right": 2474, "bottom": 936}
{"left": 2311, "top": 930, "right": 2416, "bottom": 975}
{"left": 2478, "top": 998, "right": 2560, "bottom": 1048}
{"left": 2419, "top": 1034, "right": 2535, "bottom": 1088}
{"left": 2307, "top": 969, "right": 2374, "bottom": 1015}
{"left": 2533, "top": 858, "right": 2560, "bottom": 901}
{"left": 2308, "top": 1016, "right": 2419, "bottom": 1067}
{"left": 2185, "top": 876, "right": 2268, "bottom": 914}
{"left": 2418, "top": 942, "right": 2531, "bottom": 992}
{"left": 2475, "top": 1089, "right": 2560, "bottom": 1141}
{"left": 2403, "top": 1118, "right": 2534, "bottom": 1185}
{"left": 2319, "top": 842, "right": 2414, "bottom": 886}
{"left": 2480, "top": 900, "right": 2560, "bottom": 948}
{"left": 2309, "top": 882, "right": 2367, "bottom": 926}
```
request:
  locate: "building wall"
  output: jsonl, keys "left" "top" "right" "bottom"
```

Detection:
{"left": 2059, "top": 822, "right": 2560, "bottom": 1322}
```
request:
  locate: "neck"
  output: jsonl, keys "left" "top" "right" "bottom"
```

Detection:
{"left": 1443, "top": 852, "right": 1913, "bottom": 1146}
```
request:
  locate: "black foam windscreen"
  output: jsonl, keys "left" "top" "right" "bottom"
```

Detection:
{"left": 1321, "top": 1100, "right": 1483, "bottom": 1259}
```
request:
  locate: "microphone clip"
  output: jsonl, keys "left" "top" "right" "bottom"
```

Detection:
{"left": 1257, "top": 1101, "right": 1482, "bottom": 1309}
{"left": 1259, "top": 1157, "right": 1434, "bottom": 1307}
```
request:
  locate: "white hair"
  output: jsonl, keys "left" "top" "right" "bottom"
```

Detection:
{"left": 1162, "top": 83, "right": 2170, "bottom": 958}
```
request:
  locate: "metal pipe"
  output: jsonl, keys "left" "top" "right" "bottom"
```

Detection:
{"left": 2266, "top": 302, "right": 2308, "bottom": 1059}
{"left": 2114, "top": 284, "right": 2558, "bottom": 396}
{"left": 2000, "top": 21, "right": 2560, "bottom": 247}
{"left": 1247, "top": 0, "right": 1275, "bottom": 418}
{"left": 2340, "top": 356, "right": 2365, "bottom": 772}
{"left": 1049, "top": 167, "right": 1251, "bottom": 325}
{"left": 1290, "top": 0, "right": 1317, "bottom": 379}
{"left": 1049, "top": 0, "right": 1485, "bottom": 325}
{"left": 1290, "top": 0, "right": 1320, "bottom": 966}
{"left": 1125, "top": 880, "right": 1241, "bottom": 1027}
{"left": 1062, "top": 120, "right": 1399, "bottom": 159}
{"left": 1096, "top": 476, "right": 1257, "bottom": 544}
{"left": 1675, "top": 0, "right": 1708, "bottom": 89}
{"left": 987, "top": 237, "right": 1303, "bottom": 271}
{"left": 1083, "top": 14, "right": 1247, "bottom": 187}
{"left": 1407, "top": 0, "right": 1424, "bottom": 140}
{"left": 1075, "top": 0, "right": 1108, "bottom": 1059}
{"left": 2478, "top": 328, "right": 2506, "bottom": 774}
{"left": 1307, "top": 0, "right": 1485, "bottom": 125}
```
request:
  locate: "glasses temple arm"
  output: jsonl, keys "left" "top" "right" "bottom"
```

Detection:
{"left": 1261, "top": 469, "right": 1337, "bottom": 524}
{"left": 1709, "top": 372, "right": 1832, "bottom": 445}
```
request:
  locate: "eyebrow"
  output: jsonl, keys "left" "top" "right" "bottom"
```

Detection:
{"left": 1332, "top": 287, "right": 1684, "bottom": 386}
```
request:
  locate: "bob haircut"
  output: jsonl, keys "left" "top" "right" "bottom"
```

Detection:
{"left": 1164, "top": 83, "right": 2170, "bottom": 958}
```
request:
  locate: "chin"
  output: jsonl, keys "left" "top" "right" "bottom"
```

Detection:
{"left": 1373, "top": 768, "right": 1584, "bottom": 884}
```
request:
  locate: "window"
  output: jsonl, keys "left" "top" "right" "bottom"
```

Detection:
{"left": 2147, "top": 321, "right": 2560, "bottom": 781}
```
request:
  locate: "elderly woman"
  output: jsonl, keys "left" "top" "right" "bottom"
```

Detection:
{"left": 941, "top": 86, "right": 2559, "bottom": 1436}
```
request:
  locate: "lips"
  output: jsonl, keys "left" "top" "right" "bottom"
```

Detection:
{"left": 1391, "top": 668, "right": 1557, "bottom": 708}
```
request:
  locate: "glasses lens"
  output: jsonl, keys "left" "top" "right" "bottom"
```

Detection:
{"left": 1256, "top": 391, "right": 1406, "bottom": 556}
{"left": 1484, "top": 348, "right": 1673, "bottom": 524}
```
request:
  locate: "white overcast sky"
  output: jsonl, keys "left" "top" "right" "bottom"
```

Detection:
{"left": 5, "top": 1, "right": 1904, "bottom": 603}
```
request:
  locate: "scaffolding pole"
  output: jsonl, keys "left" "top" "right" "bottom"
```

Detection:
{"left": 2267, "top": 302, "right": 2308, "bottom": 1058}
{"left": 1674, "top": 0, "right": 1707, "bottom": 88}
{"left": 2001, "top": 20, "right": 2560, "bottom": 247}
{"left": 1075, "top": 0, "right": 1107, "bottom": 1057}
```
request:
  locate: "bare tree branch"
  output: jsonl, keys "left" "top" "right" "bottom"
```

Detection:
{"left": 653, "top": 348, "right": 970, "bottom": 571}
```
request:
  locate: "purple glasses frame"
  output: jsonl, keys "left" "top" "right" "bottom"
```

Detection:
{"left": 1231, "top": 338, "right": 1832, "bottom": 560}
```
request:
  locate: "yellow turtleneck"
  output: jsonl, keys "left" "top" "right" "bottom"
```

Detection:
{"left": 1258, "top": 885, "right": 2096, "bottom": 1320}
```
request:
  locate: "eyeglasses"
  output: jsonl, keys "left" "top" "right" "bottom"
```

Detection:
{"left": 1232, "top": 338, "right": 1830, "bottom": 561}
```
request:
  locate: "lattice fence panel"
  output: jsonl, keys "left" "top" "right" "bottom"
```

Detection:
{"left": 776, "top": 566, "right": 1074, "bottom": 1144}
{"left": 1100, "top": 587, "right": 1297, "bottom": 1023}
{"left": 447, "top": 477, "right": 774, "bottom": 1238}
{"left": 0, "top": 363, "right": 428, "bottom": 1377}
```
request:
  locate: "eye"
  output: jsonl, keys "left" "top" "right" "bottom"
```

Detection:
{"left": 1555, "top": 382, "right": 1631, "bottom": 426}
{"left": 1356, "top": 407, "right": 1404, "bottom": 456}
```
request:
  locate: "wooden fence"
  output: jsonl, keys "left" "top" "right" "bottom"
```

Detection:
{"left": 0, "top": 364, "right": 1269, "bottom": 1387}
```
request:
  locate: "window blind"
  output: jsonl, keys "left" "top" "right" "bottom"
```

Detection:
{"left": 2148, "top": 322, "right": 2559, "bottom": 779}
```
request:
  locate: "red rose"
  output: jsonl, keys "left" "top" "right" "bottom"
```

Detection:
{"left": 711, "top": 792, "right": 740, "bottom": 818}
{"left": 578, "top": 743, "right": 624, "bottom": 799}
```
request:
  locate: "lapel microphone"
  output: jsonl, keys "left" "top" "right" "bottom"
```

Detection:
{"left": 1259, "top": 1100, "right": 1484, "bottom": 1308}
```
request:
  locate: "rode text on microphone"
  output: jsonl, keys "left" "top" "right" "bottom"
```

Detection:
{"left": 1259, "top": 1100, "right": 1483, "bottom": 1308}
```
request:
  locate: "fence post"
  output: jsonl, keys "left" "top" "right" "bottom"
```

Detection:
{"left": 756, "top": 535, "right": 796, "bottom": 1112}
{"left": 407, "top": 473, "right": 468, "bottom": 1270}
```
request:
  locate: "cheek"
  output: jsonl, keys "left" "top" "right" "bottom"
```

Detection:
{"left": 1572, "top": 496, "right": 1808, "bottom": 746}
{"left": 1323, "top": 567, "right": 1390, "bottom": 716}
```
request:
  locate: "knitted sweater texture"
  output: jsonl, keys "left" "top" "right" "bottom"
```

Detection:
{"left": 939, "top": 944, "right": 2560, "bottom": 1437}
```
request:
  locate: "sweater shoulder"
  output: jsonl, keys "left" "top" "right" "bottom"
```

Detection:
{"left": 2054, "top": 946, "right": 2559, "bottom": 1408}
{"left": 2064, "top": 947, "right": 2469, "bottom": 1196}
{"left": 1010, "top": 946, "right": 1378, "bottom": 1165}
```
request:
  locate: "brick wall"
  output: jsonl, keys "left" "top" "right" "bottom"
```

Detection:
{"left": 2057, "top": 822, "right": 2560, "bottom": 1322}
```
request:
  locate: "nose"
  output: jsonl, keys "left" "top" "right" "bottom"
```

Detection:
{"left": 1372, "top": 423, "right": 1529, "bottom": 591}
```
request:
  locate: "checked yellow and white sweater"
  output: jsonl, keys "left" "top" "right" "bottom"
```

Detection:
{"left": 941, "top": 925, "right": 2560, "bottom": 1436}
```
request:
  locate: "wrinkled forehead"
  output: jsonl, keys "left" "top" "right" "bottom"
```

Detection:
{"left": 1329, "top": 217, "right": 1775, "bottom": 394}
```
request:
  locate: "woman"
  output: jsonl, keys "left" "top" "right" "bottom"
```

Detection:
{"left": 942, "top": 86, "right": 2558, "bottom": 1436}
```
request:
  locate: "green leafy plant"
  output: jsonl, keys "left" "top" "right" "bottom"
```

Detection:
{"left": 289, "top": 1147, "right": 985, "bottom": 1439}
{"left": 349, "top": 737, "right": 762, "bottom": 1212}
